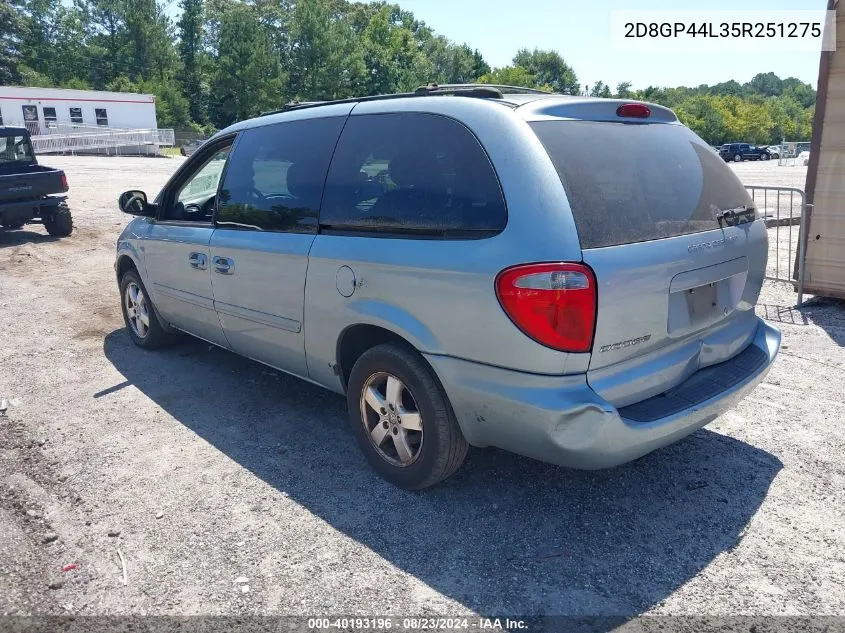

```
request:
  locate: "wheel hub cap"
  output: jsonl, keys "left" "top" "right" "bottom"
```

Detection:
{"left": 359, "top": 372, "right": 424, "bottom": 467}
{"left": 125, "top": 282, "right": 150, "bottom": 339}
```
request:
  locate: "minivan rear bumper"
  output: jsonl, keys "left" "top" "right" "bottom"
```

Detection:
{"left": 425, "top": 317, "right": 780, "bottom": 469}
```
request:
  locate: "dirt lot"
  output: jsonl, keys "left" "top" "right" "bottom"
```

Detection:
{"left": 1, "top": 156, "right": 844, "bottom": 621}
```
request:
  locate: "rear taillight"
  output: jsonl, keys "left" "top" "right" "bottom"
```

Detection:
{"left": 60, "top": 174, "right": 68, "bottom": 191}
{"left": 495, "top": 263, "right": 597, "bottom": 353}
{"left": 616, "top": 103, "right": 651, "bottom": 119}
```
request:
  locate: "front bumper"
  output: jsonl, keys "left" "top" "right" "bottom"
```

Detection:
{"left": 425, "top": 318, "right": 780, "bottom": 470}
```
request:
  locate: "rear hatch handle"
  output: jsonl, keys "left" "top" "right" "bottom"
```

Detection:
{"left": 716, "top": 205, "right": 756, "bottom": 228}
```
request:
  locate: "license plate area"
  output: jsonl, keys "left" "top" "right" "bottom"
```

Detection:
{"left": 686, "top": 282, "right": 718, "bottom": 323}
{"left": 668, "top": 259, "right": 748, "bottom": 338}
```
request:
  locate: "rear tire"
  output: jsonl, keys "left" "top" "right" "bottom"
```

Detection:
{"left": 347, "top": 343, "right": 468, "bottom": 490}
{"left": 43, "top": 203, "right": 73, "bottom": 237}
{"left": 119, "top": 270, "right": 173, "bottom": 350}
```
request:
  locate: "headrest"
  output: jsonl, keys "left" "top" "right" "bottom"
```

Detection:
{"left": 387, "top": 153, "right": 419, "bottom": 188}
{"left": 388, "top": 152, "right": 443, "bottom": 190}
{"left": 286, "top": 161, "right": 316, "bottom": 200}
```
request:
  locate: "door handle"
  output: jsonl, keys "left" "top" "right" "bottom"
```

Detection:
{"left": 212, "top": 256, "right": 234, "bottom": 275}
{"left": 188, "top": 252, "right": 207, "bottom": 270}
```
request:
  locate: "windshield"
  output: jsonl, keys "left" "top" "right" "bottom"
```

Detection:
{"left": 530, "top": 121, "right": 753, "bottom": 249}
{"left": 0, "top": 134, "right": 36, "bottom": 165}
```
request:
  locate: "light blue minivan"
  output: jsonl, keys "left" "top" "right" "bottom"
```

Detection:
{"left": 115, "top": 85, "right": 780, "bottom": 489}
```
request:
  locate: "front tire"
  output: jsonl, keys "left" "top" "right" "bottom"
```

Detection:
{"left": 733, "top": 153, "right": 742, "bottom": 162}
{"left": 347, "top": 343, "right": 468, "bottom": 490}
{"left": 42, "top": 203, "right": 73, "bottom": 237}
{"left": 119, "top": 271, "right": 173, "bottom": 349}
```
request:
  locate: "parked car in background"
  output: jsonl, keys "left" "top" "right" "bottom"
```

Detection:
{"left": 179, "top": 139, "right": 206, "bottom": 157}
{"left": 719, "top": 143, "right": 773, "bottom": 162}
{"left": 766, "top": 146, "right": 782, "bottom": 159}
{"left": 115, "top": 87, "right": 780, "bottom": 489}
{"left": 797, "top": 151, "right": 811, "bottom": 166}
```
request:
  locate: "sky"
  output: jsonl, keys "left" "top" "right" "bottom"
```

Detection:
{"left": 387, "top": 0, "right": 828, "bottom": 90}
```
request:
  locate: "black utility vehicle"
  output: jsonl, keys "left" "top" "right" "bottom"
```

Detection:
{"left": 0, "top": 126, "right": 73, "bottom": 236}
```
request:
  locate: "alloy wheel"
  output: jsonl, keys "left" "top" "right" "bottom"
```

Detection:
{"left": 125, "top": 282, "right": 150, "bottom": 339}
{"left": 359, "top": 372, "right": 424, "bottom": 467}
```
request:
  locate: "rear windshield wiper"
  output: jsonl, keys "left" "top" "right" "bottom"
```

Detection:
{"left": 716, "top": 205, "right": 756, "bottom": 228}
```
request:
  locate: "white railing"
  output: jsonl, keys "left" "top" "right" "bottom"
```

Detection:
{"left": 34, "top": 122, "right": 106, "bottom": 135}
{"left": 29, "top": 127, "right": 175, "bottom": 154}
{"left": 5, "top": 119, "right": 175, "bottom": 154}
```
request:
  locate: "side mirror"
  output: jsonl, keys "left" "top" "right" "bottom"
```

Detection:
{"left": 119, "top": 190, "right": 155, "bottom": 216}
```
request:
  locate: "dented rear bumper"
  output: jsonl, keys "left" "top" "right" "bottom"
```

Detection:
{"left": 425, "top": 317, "right": 780, "bottom": 469}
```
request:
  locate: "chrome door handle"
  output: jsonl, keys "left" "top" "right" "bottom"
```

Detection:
{"left": 188, "top": 252, "right": 207, "bottom": 270}
{"left": 212, "top": 256, "right": 234, "bottom": 274}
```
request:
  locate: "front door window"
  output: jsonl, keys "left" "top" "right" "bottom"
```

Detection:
{"left": 163, "top": 145, "right": 232, "bottom": 222}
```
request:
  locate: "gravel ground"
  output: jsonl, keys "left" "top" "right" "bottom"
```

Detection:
{"left": 1, "top": 156, "right": 844, "bottom": 622}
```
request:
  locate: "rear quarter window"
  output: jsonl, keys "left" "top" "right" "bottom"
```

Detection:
{"left": 320, "top": 113, "right": 506, "bottom": 237}
{"left": 530, "top": 121, "right": 753, "bottom": 249}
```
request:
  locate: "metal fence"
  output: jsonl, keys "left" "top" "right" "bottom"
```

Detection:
{"left": 5, "top": 117, "right": 175, "bottom": 155}
{"left": 30, "top": 127, "right": 175, "bottom": 155}
{"left": 744, "top": 185, "right": 809, "bottom": 304}
{"left": 775, "top": 141, "right": 812, "bottom": 167}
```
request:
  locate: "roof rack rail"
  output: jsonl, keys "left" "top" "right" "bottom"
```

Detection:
{"left": 257, "top": 83, "right": 551, "bottom": 118}
{"left": 414, "top": 84, "right": 504, "bottom": 98}
{"left": 415, "top": 83, "right": 553, "bottom": 96}
{"left": 259, "top": 93, "right": 421, "bottom": 117}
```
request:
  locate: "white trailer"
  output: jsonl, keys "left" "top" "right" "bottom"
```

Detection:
{"left": 0, "top": 86, "right": 157, "bottom": 134}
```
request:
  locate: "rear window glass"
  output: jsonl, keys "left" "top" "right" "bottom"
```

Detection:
{"left": 530, "top": 121, "right": 753, "bottom": 249}
{"left": 0, "top": 135, "right": 35, "bottom": 166}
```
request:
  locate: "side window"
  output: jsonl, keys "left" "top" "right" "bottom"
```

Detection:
{"left": 320, "top": 113, "right": 506, "bottom": 236}
{"left": 43, "top": 107, "right": 57, "bottom": 127}
{"left": 162, "top": 143, "right": 232, "bottom": 222}
{"left": 69, "top": 108, "right": 83, "bottom": 124}
{"left": 95, "top": 108, "right": 108, "bottom": 126}
{"left": 22, "top": 105, "right": 39, "bottom": 135}
{"left": 216, "top": 116, "right": 346, "bottom": 233}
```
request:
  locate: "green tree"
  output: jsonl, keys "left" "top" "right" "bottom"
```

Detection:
{"left": 50, "top": 5, "right": 89, "bottom": 86}
{"left": 781, "top": 77, "right": 816, "bottom": 109}
{"left": 178, "top": 0, "right": 206, "bottom": 123}
{"left": 287, "top": 0, "right": 364, "bottom": 100}
{"left": 0, "top": 0, "right": 25, "bottom": 84}
{"left": 477, "top": 65, "right": 539, "bottom": 89}
{"left": 712, "top": 79, "right": 743, "bottom": 97}
{"left": 82, "top": 0, "right": 131, "bottom": 85}
{"left": 615, "top": 81, "right": 633, "bottom": 98}
{"left": 675, "top": 94, "right": 728, "bottom": 145}
{"left": 209, "top": 3, "right": 285, "bottom": 127}
{"left": 512, "top": 48, "right": 578, "bottom": 94}
{"left": 590, "top": 81, "right": 612, "bottom": 98}
{"left": 746, "top": 72, "right": 783, "bottom": 97}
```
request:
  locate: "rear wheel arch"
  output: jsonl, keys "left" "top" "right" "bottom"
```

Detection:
{"left": 337, "top": 324, "right": 417, "bottom": 391}
{"left": 342, "top": 334, "right": 469, "bottom": 489}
